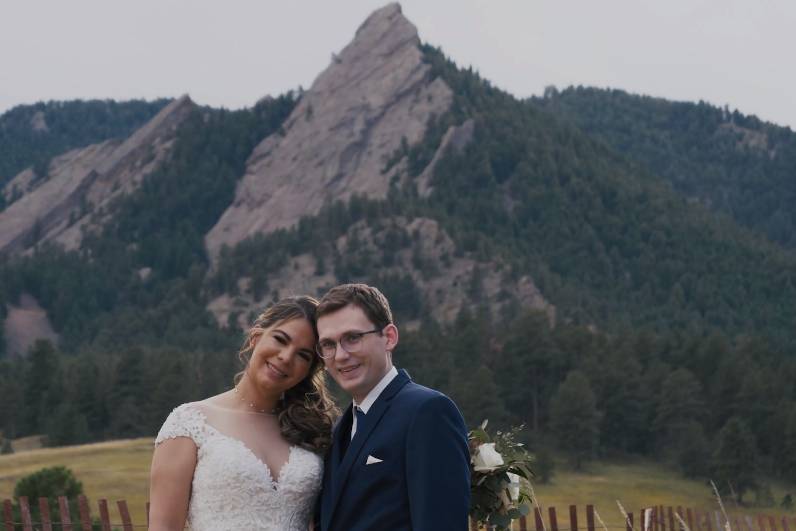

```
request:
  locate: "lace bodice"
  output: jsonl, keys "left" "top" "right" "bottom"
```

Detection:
{"left": 155, "top": 402, "right": 323, "bottom": 530}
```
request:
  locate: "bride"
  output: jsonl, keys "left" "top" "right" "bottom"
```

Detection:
{"left": 148, "top": 296, "right": 338, "bottom": 530}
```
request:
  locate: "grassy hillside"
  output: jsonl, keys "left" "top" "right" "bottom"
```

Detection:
{"left": 1, "top": 440, "right": 793, "bottom": 528}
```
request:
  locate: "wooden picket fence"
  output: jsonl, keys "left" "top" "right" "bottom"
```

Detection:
{"left": 1, "top": 498, "right": 795, "bottom": 531}
{"left": 470, "top": 505, "right": 796, "bottom": 531}
{"left": 1, "top": 496, "right": 138, "bottom": 530}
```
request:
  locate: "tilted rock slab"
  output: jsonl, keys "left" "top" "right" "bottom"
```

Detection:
{"left": 0, "top": 96, "right": 194, "bottom": 254}
{"left": 205, "top": 3, "right": 453, "bottom": 258}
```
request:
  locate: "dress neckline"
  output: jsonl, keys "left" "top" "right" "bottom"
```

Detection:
{"left": 193, "top": 405, "right": 297, "bottom": 490}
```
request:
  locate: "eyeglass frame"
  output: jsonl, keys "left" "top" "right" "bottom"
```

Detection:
{"left": 315, "top": 327, "right": 384, "bottom": 359}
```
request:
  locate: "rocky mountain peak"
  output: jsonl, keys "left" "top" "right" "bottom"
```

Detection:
{"left": 205, "top": 3, "right": 454, "bottom": 257}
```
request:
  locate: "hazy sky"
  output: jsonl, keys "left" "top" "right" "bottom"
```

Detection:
{"left": 1, "top": 1, "right": 794, "bottom": 129}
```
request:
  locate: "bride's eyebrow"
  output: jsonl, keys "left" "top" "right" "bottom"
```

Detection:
{"left": 273, "top": 329, "right": 291, "bottom": 341}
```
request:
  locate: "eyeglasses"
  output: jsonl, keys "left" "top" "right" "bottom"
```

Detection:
{"left": 316, "top": 328, "right": 382, "bottom": 359}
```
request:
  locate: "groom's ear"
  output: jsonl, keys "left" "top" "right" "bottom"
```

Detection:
{"left": 383, "top": 323, "right": 399, "bottom": 352}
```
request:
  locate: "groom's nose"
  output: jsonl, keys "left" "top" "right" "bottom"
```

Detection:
{"left": 332, "top": 343, "right": 351, "bottom": 361}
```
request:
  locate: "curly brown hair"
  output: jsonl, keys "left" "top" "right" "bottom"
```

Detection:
{"left": 235, "top": 296, "right": 339, "bottom": 453}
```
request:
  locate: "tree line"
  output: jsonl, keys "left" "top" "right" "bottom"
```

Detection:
{"left": 1, "top": 309, "right": 794, "bottom": 503}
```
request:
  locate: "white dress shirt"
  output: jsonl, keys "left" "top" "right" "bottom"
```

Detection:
{"left": 350, "top": 365, "right": 398, "bottom": 439}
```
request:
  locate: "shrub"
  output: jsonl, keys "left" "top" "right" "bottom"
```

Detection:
{"left": 14, "top": 466, "right": 83, "bottom": 524}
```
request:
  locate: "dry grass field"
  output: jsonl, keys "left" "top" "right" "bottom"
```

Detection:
{"left": 0, "top": 438, "right": 153, "bottom": 525}
{"left": 533, "top": 459, "right": 795, "bottom": 528}
{"left": 1, "top": 440, "right": 793, "bottom": 528}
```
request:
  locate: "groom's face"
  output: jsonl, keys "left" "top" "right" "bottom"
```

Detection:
{"left": 317, "top": 304, "right": 398, "bottom": 404}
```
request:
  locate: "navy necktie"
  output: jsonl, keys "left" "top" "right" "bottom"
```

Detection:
{"left": 340, "top": 406, "right": 365, "bottom": 462}
{"left": 352, "top": 406, "right": 366, "bottom": 439}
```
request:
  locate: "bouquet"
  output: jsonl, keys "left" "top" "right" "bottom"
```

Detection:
{"left": 469, "top": 420, "right": 535, "bottom": 530}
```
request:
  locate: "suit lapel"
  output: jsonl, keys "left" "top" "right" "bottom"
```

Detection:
{"left": 327, "top": 370, "right": 411, "bottom": 524}
{"left": 322, "top": 405, "right": 352, "bottom": 531}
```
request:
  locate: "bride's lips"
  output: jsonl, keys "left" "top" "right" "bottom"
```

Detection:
{"left": 266, "top": 361, "right": 288, "bottom": 379}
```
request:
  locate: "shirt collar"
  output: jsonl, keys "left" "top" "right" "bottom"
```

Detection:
{"left": 353, "top": 365, "right": 398, "bottom": 415}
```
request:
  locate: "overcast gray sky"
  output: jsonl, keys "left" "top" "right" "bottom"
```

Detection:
{"left": 1, "top": 1, "right": 794, "bottom": 129}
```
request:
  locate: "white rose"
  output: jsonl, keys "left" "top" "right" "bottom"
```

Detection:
{"left": 472, "top": 442, "right": 504, "bottom": 471}
{"left": 507, "top": 472, "right": 520, "bottom": 501}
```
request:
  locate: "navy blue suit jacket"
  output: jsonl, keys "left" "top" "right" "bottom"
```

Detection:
{"left": 318, "top": 369, "right": 470, "bottom": 531}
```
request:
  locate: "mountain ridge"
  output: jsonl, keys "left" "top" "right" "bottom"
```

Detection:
{"left": 0, "top": 5, "right": 794, "bottom": 347}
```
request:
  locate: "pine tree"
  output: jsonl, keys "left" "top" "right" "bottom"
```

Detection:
{"left": 781, "top": 408, "right": 796, "bottom": 483}
{"left": 653, "top": 368, "right": 705, "bottom": 457}
{"left": 1, "top": 438, "right": 13, "bottom": 454}
{"left": 549, "top": 370, "right": 601, "bottom": 469}
{"left": 46, "top": 404, "right": 90, "bottom": 447}
{"left": 494, "top": 310, "right": 559, "bottom": 431}
{"left": 449, "top": 365, "right": 509, "bottom": 429}
{"left": 676, "top": 420, "right": 710, "bottom": 478}
{"left": 711, "top": 417, "right": 758, "bottom": 503}
{"left": 23, "top": 340, "right": 61, "bottom": 434}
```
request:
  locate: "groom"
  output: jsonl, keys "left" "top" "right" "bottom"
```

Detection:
{"left": 315, "top": 283, "right": 470, "bottom": 530}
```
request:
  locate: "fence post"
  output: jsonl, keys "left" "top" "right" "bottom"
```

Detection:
{"left": 703, "top": 510, "right": 713, "bottom": 531}
{"left": 549, "top": 507, "right": 560, "bottom": 531}
{"left": 98, "top": 498, "right": 111, "bottom": 531}
{"left": 535, "top": 507, "right": 545, "bottom": 531}
{"left": 782, "top": 517, "right": 791, "bottom": 531}
{"left": 627, "top": 512, "right": 635, "bottom": 531}
{"left": 39, "top": 497, "right": 52, "bottom": 531}
{"left": 570, "top": 505, "right": 579, "bottom": 531}
{"left": 686, "top": 508, "right": 694, "bottom": 531}
{"left": 668, "top": 507, "right": 675, "bottom": 531}
{"left": 58, "top": 496, "right": 73, "bottom": 531}
{"left": 3, "top": 500, "right": 13, "bottom": 531}
{"left": 118, "top": 500, "right": 134, "bottom": 531}
{"left": 18, "top": 496, "right": 33, "bottom": 531}
{"left": 759, "top": 514, "right": 768, "bottom": 531}
{"left": 587, "top": 505, "right": 596, "bottom": 531}
{"left": 78, "top": 495, "right": 92, "bottom": 531}
{"left": 661, "top": 507, "right": 667, "bottom": 531}
{"left": 654, "top": 506, "right": 660, "bottom": 531}
{"left": 769, "top": 516, "right": 779, "bottom": 531}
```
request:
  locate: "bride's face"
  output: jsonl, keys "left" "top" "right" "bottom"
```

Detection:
{"left": 247, "top": 317, "right": 317, "bottom": 395}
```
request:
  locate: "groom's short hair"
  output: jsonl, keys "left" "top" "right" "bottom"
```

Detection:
{"left": 317, "top": 283, "right": 393, "bottom": 329}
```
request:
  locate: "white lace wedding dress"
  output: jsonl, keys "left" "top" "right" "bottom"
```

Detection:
{"left": 155, "top": 401, "right": 324, "bottom": 530}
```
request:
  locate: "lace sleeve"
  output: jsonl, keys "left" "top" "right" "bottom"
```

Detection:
{"left": 155, "top": 403, "right": 207, "bottom": 448}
